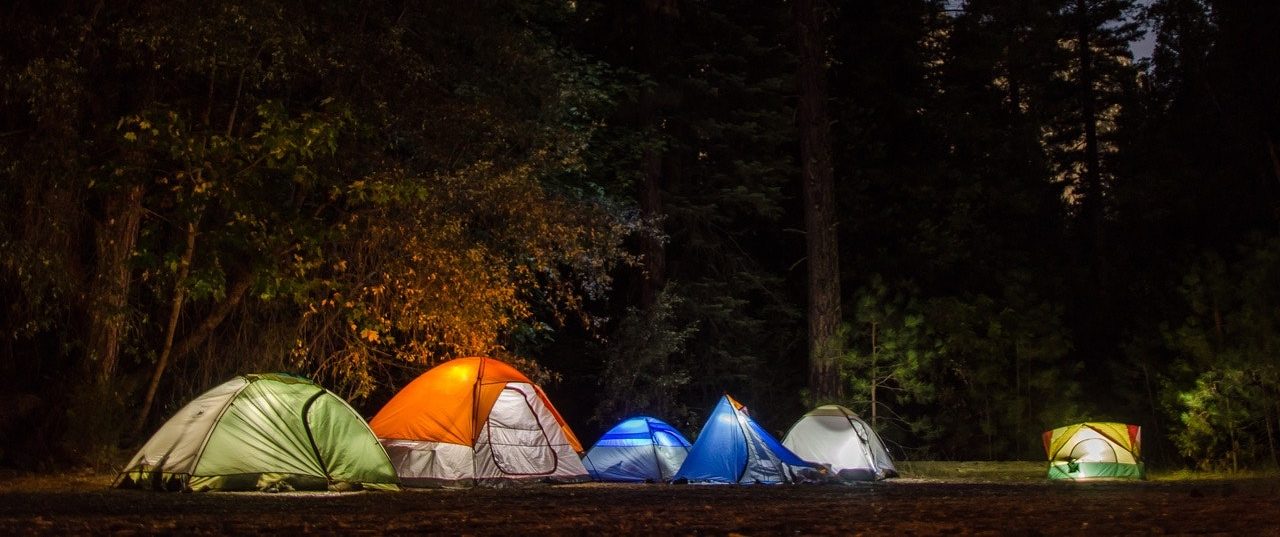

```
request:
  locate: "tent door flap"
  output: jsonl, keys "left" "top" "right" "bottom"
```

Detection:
{"left": 484, "top": 386, "right": 557, "bottom": 476}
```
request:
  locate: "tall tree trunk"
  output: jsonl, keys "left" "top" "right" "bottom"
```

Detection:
{"left": 1274, "top": 396, "right": 1280, "bottom": 469}
{"left": 870, "top": 321, "right": 878, "bottom": 427}
{"left": 85, "top": 183, "right": 144, "bottom": 383}
{"left": 1224, "top": 392, "right": 1238, "bottom": 473}
{"left": 793, "top": 0, "right": 843, "bottom": 402}
{"left": 1005, "top": 19, "right": 1038, "bottom": 177}
{"left": 1014, "top": 340, "right": 1022, "bottom": 457}
{"left": 638, "top": 113, "right": 666, "bottom": 309}
{"left": 1141, "top": 362, "right": 1161, "bottom": 461}
{"left": 1263, "top": 389, "right": 1277, "bottom": 469}
{"left": 133, "top": 221, "right": 198, "bottom": 434}
{"left": 1077, "top": 0, "right": 1103, "bottom": 261}
{"left": 1266, "top": 136, "right": 1280, "bottom": 186}
{"left": 636, "top": 0, "right": 678, "bottom": 308}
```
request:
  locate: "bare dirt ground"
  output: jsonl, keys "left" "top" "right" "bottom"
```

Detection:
{"left": 1, "top": 470, "right": 1278, "bottom": 535}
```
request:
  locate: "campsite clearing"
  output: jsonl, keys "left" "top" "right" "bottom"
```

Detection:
{"left": 2, "top": 470, "right": 1278, "bottom": 534}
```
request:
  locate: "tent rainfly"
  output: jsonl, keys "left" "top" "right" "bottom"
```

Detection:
{"left": 1043, "top": 422, "right": 1144, "bottom": 480}
{"left": 116, "top": 373, "right": 399, "bottom": 492}
{"left": 782, "top": 405, "right": 898, "bottom": 481}
{"left": 583, "top": 416, "right": 692, "bottom": 482}
{"left": 672, "top": 394, "right": 816, "bottom": 484}
{"left": 370, "top": 357, "right": 589, "bottom": 486}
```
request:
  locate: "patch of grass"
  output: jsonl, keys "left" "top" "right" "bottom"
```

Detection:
{"left": 0, "top": 470, "right": 115, "bottom": 492}
{"left": 895, "top": 460, "right": 1047, "bottom": 482}
{"left": 1147, "top": 468, "right": 1280, "bottom": 481}
{"left": 897, "top": 461, "right": 1280, "bottom": 482}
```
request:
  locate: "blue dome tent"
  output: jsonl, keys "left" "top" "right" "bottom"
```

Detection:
{"left": 582, "top": 416, "right": 692, "bottom": 482}
{"left": 673, "top": 394, "right": 816, "bottom": 484}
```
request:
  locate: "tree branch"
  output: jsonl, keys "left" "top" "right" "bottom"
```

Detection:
{"left": 167, "top": 272, "right": 254, "bottom": 363}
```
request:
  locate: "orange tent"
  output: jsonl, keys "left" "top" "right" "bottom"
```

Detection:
{"left": 371, "top": 357, "right": 588, "bottom": 486}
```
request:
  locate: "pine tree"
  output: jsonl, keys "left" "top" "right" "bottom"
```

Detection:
{"left": 793, "top": 0, "right": 844, "bottom": 403}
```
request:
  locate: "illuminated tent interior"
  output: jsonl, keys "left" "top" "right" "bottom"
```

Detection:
{"left": 370, "top": 356, "right": 589, "bottom": 486}
{"left": 1043, "top": 422, "right": 1144, "bottom": 480}
{"left": 583, "top": 416, "right": 692, "bottom": 482}
{"left": 782, "top": 405, "right": 898, "bottom": 481}
{"left": 115, "top": 373, "right": 399, "bottom": 492}
{"left": 673, "top": 394, "right": 816, "bottom": 484}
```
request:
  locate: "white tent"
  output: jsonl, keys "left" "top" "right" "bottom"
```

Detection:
{"left": 782, "top": 405, "right": 897, "bottom": 481}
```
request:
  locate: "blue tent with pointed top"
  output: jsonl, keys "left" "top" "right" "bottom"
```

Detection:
{"left": 583, "top": 416, "right": 692, "bottom": 482}
{"left": 673, "top": 395, "right": 816, "bottom": 484}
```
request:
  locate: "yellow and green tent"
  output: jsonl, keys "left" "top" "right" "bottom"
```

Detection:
{"left": 1042, "top": 422, "right": 1143, "bottom": 480}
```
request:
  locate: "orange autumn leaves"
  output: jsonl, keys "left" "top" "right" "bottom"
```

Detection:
{"left": 294, "top": 162, "right": 633, "bottom": 399}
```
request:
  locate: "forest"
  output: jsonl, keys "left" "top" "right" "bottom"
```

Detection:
{"left": 1, "top": 0, "right": 1278, "bottom": 474}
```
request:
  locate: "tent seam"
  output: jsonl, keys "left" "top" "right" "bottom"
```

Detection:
{"left": 185, "top": 376, "right": 255, "bottom": 487}
{"left": 327, "top": 389, "right": 400, "bottom": 483}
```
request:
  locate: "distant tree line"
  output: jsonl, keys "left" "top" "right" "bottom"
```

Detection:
{"left": 1, "top": 0, "right": 1277, "bottom": 472}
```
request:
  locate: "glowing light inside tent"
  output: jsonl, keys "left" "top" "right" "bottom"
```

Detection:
{"left": 1069, "top": 438, "right": 1116, "bottom": 463}
{"left": 1078, "top": 441, "right": 1108, "bottom": 462}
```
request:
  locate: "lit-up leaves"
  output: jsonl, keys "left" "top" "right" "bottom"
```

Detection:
{"left": 1165, "top": 238, "right": 1280, "bottom": 470}
{"left": 1, "top": 0, "right": 635, "bottom": 419}
{"left": 295, "top": 161, "right": 631, "bottom": 399}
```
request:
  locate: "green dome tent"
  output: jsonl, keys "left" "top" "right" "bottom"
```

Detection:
{"left": 116, "top": 373, "right": 399, "bottom": 492}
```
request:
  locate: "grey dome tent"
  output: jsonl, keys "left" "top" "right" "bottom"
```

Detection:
{"left": 781, "top": 405, "right": 897, "bottom": 481}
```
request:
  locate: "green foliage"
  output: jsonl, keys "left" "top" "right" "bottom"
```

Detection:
{"left": 839, "top": 277, "right": 936, "bottom": 435}
{"left": 1164, "top": 237, "right": 1280, "bottom": 471}
{"left": 838, "top": 276, "right": 1081, "bottom": 460}
{"left": 921, "top": 288, "right": 1080, "bottom": 460}
{"left": 1173, "top": 370, "right": 1270, "bottom": 471}
{"left": 559, "top": 0, "right": 804, "bottom": 430}
{"left": 2, "top": 0, "right": 1279, "bottom": 471}
{"left": 592, "top": 287, "right": 696, "bottom": 426}
{"left": 0, "top": 0, "right": 637, "bottom": 464}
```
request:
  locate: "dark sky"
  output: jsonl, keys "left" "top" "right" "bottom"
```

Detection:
{"left": 1131, "top": 30, "right": 1155, "bottom": 60}
{"left": 1130, "top": 0, "right": 1156, "bottom": 60}
{"left": 943, "top": 0, "right": 1157, "bottom": 60}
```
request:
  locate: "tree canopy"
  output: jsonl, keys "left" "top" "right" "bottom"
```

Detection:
{"left": 2, "top": 0, "right": 1278, "bottom": 472}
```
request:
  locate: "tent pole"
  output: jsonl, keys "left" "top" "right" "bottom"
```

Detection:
{"left": 648, "top": 419, "right": 664, "bottom": 481}
{"left": 300, "top": 390, "right": 332, "bottom": 482}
